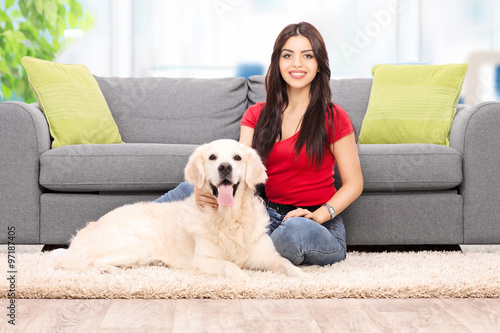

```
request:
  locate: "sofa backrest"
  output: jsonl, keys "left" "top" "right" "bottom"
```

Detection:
{"left": 247, "top": 75, "right": 373, "bottom": 134}
{"left": 95, "top": 75, "right": 373, "bottom": 144}
{"left": 95, "top": 76, "right": 248, "bottom": 144}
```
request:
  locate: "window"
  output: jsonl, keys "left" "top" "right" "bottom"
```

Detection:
{"left": 53, "top": 0, "right": 500, "bottom": 102}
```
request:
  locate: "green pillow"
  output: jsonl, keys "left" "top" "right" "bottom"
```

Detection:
{"left": 358, "top": 63, "right": 468, "bottom": 146}
{"left": 21, "top": 56, "right": 123, "bottom": 148}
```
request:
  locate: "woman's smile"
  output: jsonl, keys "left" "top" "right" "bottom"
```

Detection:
{"left": 289, "top": 70, "right": 307, "bottom": 79}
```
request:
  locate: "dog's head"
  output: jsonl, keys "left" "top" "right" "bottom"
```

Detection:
{"left": 184, "top": 139, "right": 267, "bottom": 207}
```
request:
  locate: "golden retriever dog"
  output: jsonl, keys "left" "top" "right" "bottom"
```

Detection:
{"left": 54, "top": 139, "right": 303, "bottom": 279}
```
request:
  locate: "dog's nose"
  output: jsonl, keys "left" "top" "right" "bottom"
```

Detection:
{"left": 218, "top": 162, "right": 232, "bottom": 177}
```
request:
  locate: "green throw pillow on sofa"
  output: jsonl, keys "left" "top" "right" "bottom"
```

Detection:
{"left": 21, "top": 56, "right": 123, "bottom": 148}
{"left": 358, "top": 63, "right": 468, "bottom": 146}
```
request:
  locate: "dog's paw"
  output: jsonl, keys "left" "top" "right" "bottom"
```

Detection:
{"left": 49, "top": 248, "right": 68, "bottom": 259}
{"left": 94, "top": 262, "right": 123, "bottom": 274}
{"left": 225, "top": 266, "right": 250, "bottom": 281}
{"left": 150, "top": 260, "right": 167, "bottom": 267}
{"left": 285, "top": 265, "right": 305, "bottom": 278}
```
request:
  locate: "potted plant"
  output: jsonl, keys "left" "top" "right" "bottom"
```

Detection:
{"left": 0, "top": 0, "right": 94, "bottom": 103}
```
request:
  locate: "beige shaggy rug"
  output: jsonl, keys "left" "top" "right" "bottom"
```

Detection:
{"left": 1, "top": 251, "right": 499, "bottom": 299}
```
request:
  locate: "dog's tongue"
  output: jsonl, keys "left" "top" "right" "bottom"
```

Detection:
{"left": 217, "top": 184, "right": 234, "bottom": 207}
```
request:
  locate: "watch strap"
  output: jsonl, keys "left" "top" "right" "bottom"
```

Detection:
{"left": 322, "top": 203, "right": 336, "bottom": 220}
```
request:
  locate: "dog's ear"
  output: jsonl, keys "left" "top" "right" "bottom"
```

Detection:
{"left": 184, "top": 145, "right": 206, "bottom": 188}
{"left": 244, "top": 147, "right": 267, "bottom": 188}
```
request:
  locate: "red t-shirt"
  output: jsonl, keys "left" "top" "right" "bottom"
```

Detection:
{"left": 241, "top": 102, "right": 354, "bottom": 206}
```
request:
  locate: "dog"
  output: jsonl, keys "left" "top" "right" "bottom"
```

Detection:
{"left": 54, "top": 139, "right": 303, "bottom": 279}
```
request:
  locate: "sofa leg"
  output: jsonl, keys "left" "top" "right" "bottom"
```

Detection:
{"left": 0, "top": 244, "right": 44, "bottom": 254}
{"left": 459, "top": 245, "right": 500, "bottom": 253}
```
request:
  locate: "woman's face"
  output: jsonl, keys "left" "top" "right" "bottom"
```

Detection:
{"left": 279, "top": 35, "right": 319, "bottom": 94}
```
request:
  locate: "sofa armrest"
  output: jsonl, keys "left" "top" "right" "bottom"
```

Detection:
{"left": 449, "top": 102, "right": 500, "bottom": 244}
{"left": 0, "top": 102, "right": 51, "bottom": 244}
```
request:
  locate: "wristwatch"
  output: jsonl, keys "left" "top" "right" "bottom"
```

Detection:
{"left": 322, "top": 203, "right": 336, "bottom": 220}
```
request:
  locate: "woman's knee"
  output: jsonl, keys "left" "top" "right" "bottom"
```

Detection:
{"left": 176, "top": 181, "right": 195, "bottom": 194}
{"left": 270, "top": 217, "right": 346, "bottom": 266}
{"left": 270, "top": 217, "right": 317, "bottom": 265}
{"left": 154, "top": 181, "right": 194, "bottom": 203}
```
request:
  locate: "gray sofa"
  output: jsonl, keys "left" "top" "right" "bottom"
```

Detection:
{"left": 1, "top": 75, "right": 499, "bottom": 246}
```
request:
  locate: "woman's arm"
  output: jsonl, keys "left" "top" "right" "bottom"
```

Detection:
{"left": 239, "top": 125, "right": 254, "bottom": 147}
{"left": 286, "top": 133, "right": 363, "bottom": 224}
{"left": 322, "top": 132, "right": 363, "bottom": 219}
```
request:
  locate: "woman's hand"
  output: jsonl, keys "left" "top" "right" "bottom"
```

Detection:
{"left": 283, "top": 206, "right": 331, "bottom": 224}
{"left": 194, "top": 186, "right": 218, "bottom": 209}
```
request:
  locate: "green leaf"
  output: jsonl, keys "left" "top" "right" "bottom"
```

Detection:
{"left": 3, "top": 30, "right": 26, "bottom": 44}
{"left": 34, "top": 0, "right": 44, "bottom": 15}
{"left": 37, "top": 37, "right": 52, "bottom": 54}
{"left": 5, "top": 0, "right": 15, "bottom": 10}
{"left": 0, "top": 61, "right": 10, "bottom": 75}
{"left": 70, "top": 0, "right": 82, "bottom": 17}
{"left": 19, "top": 22, "right": 38, "bottom": 39}
{"left": 1, "top": 81, "right": 12, "bottom": 99}
{"left": 81, "top": 11, "right": 96, "bottom": 31}
{"left": 45, "top": 4, "right": 58, "bottom": 29}
{"left": 68, "top": 0, "right": 83, "bottom": 28}
{"left": 19, "top": 1, "right": 28, "bottom": 16}
{"left": 23, "top": 88, "right": 35, "bottom": 103}
{"left": 0, "top": 10, "right": 13, "bottom": 30}
{"left": 56, "top": 16, "right": 66, "bottom": 35}
{"left": 68, "top": 10, "right": 78, "bottom": 29}
{"left": 16, "top": 78, "right": 26, "bottom": 95}
{"left": 57, "top": 2, "right": 66, "bottom": 17}
{"left": 52, "top": 38, "right": 60, "bottom": 51}
{"left": 10, "top": 10, "right": 22, "bottom": 18}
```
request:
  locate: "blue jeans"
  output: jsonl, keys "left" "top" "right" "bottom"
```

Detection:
{"left": 267, "top": 207, "right": 346, "bottom": 266}
{"left": 155, "top": 181, "right": 195, "bottom": 203}
{"left": 155, "top": 181, "right": 347, "bottom": 266}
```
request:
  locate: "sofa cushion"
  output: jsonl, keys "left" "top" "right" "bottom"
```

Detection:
{"left": 21, "top": 57, "right": 123, "bottom": 148}
{"left": 247, "top": 75, "right": 372, "bottom": 134}
{"left": 358, "top": 63, "right": 468, "bottom": 146}
{"left": 40, "top": 144, "right": 197, "bottom": 192}
{"left": 40, "top": 143, "right": 462, "bottom": 193}
{"left": 94, "top": 76, "right": 248, "bottom": 144}
{"left": 334, "top": 144, "right": 463, "bottom": 191}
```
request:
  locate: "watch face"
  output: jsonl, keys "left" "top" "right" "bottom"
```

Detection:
{"left": 324, "top": 204, "right": 335, "bottom": 217}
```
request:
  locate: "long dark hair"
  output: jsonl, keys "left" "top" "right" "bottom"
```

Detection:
{"left": 252, "top": 22, "right": 334, "bottom": 168}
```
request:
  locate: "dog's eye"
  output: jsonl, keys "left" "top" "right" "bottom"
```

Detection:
{"left": 209, "top": 154, "right": 217, "bottom": 161}
{"left": 234, "top": 155, "right": 242, "bottom": 161}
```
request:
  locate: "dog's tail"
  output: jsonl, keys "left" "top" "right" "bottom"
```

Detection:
{"left": 52, "top": 248, "right": 90, "bottom": 272}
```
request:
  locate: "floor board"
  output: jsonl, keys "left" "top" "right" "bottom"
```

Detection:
{"left": 100, "top": 299, "right": 176, "bottom": 330}
{"left": 0, "top": 298, "right": 499, "bottom": 332}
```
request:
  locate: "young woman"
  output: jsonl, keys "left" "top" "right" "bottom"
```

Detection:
{"left": 156, "top": 22, "right": 363, "bottom": 266}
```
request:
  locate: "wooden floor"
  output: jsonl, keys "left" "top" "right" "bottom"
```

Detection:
{"left": 1, "top": 298, "right": 499, "bottom": 332}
